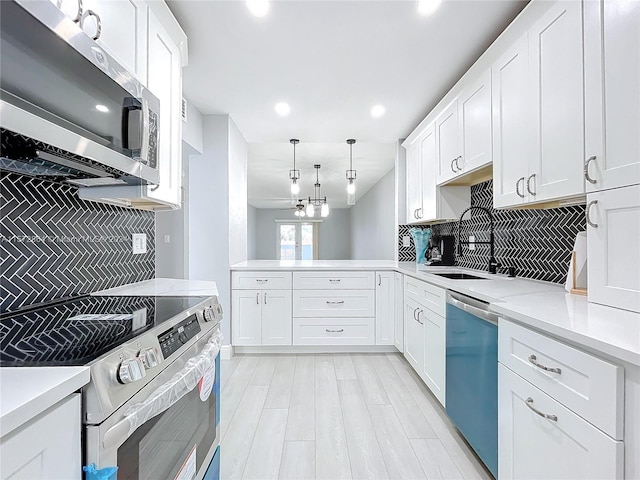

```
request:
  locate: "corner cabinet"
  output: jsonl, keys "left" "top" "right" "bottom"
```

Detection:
{"left": 1, "top": 394, "right": 82, "bottom": 479}
{"left": 584, "top": 0, "right": 640, "bottom": 192}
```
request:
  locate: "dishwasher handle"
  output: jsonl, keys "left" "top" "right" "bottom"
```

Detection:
{"left": 447, "top": 292, "right": 499, "bottom": 326}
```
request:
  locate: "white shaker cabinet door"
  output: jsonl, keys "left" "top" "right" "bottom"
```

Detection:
{"left": 422, "top": 309, "right": 445, "bottom": 407}
{"left": 1, "top": 394, "right": 81, "bottom": 480}
{"left": 375, "top": 271, "right": 395, "bottom": 346}
{"left": 528, "top": 0, "right": 585, "bottom": 203}
{"left": 404, "top": 297, "right": 424, "bottom": 374}
{"left": 587, "top": 185, "right": 640, "bottom": 313}
{"left": 498, "top": 365, "right": 623, "bottom": 480}
{"left": 394, "top": 272, "right": 404, "bottom": 353}
{"left": 435, "top": 100, "right": 460, "bottom": 185}
{"left": 492, "top": 35, "right": 529, "bottom": 208}
{"left": 405, "top": 138, "right": 423, "bottom": 224}
{"left": 458, "top": 68, "right": 492, "bottom": 175}
{"left": 72, "top": 0, "right": 147, "bottom": 83}
{"left": 419, "top": 123, "right": 438, "bottom": 222}
{"left": 584, "top": 0, "right": 640, "bottom": 192}
{"left": 261, "top": 290, "right": 292, "bottom": 346}
{"left": 232, "top": 290, "right": 262, "bottom": 346}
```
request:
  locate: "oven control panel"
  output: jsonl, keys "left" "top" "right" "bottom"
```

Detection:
{"left": 157, "top": 314, "right": 202, "bottom": 360}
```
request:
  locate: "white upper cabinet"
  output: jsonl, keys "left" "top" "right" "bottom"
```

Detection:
{"left": 492, "top": 35, "right": 530, "bottom": 208}
{"left": 79, "top": 0, "right": 148, "bottom": 83}
{"left": 146, "top": 11, "right": 182, "bottom": 208}
{"left": 457, "top": 68, "right": 493, "bottom": 177}
{"left": 405, "top": 138, "right": 423, "bottom": 224}
{"left": 584, "top": 0, "right": 640, "bottom": 192}
{"left": 528, "top": 0, "right": 585, "bottom": 203}
{"left": 435, "top": 100, "right": 460, "bottom": 185}
{"left": 420, "top": 124, "right": 438, "bottom": 221}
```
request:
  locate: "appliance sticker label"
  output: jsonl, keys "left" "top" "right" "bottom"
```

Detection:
{"left": 198, "top": 363, "right": 216, "bottom": 402}
{"left": 174, "top": 444, "right": 197, "bottom": 480}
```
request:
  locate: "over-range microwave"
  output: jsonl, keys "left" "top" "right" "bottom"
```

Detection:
{"left": 0, "top": 0, "right": 160, "bottom": 187}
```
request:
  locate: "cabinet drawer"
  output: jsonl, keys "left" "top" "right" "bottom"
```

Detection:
{"left": 232, "top": 271, "right": 292, "bottom": 290}
{"left": 293, "top": 290, "right": 375, "bottom": 318}
{"left": 498, "top": 365, "right": 623, "bottom": 480}
{"left": 498, "top": 319, "right": 624, "bottom": 439}
{"left": 293, "top": 271, "right": 374, "bottom": 290}
{"left": 404, "top": 276, "right": 446, "bottom": 316}
{"left": 293, "top": 317, "right": 374, "bottom": 345}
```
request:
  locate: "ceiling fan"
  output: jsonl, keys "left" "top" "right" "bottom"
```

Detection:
{"left": 278, "top": 199, "right": 308, "bottom": 217}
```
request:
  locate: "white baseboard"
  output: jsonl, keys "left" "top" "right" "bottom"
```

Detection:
{"left": 234, "top": 345, "right": 400, "bottom": 355}
{"left": 220, "top": 344, "right": 234, "bottom": 359}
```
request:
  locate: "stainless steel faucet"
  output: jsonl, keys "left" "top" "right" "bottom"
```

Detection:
{"left": 456, "top": 206, "right": 501, "bottom": 274}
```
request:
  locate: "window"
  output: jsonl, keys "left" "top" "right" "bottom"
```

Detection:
{"left": 277, "top": 222, "right": 318, "bottom": 260}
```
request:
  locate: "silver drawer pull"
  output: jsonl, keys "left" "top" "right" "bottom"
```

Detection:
{"left": 256, "top": 279, "right": 269, "bottom": 283}
{"left": 326, "top": 300, "right": 345, "bottom": 305}
{"left": 329, "top": 279, "right": 341, "bottom": 283}
{"left": 525, "top": 397, "right": 557, "bottom": 422}
{"left": 326, "top": 328, "right": 344, "bottom": 333}
{"left": 528, "top": 354, "right": 561, "bottom": 374}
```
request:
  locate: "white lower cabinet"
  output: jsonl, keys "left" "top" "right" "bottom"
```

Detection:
{"left": 421, "top": 308, "right": 446, "bottom": 406}
{"left": 404, "top": 296, "right": 425, "bottom": 373}
{"left": 499, "top": 364, "right": 623, "bottom": 480}
{"left": 587, "top": 185, "right": 640, "bottom": 313}
{"left": 1, "top": 394, "right": 81, "bottom": 480}
{"left": 394, "top": 272, "right": 404, "bottom": 352}
{"left": 375, "top": 271, "right": 395, "bottom": 346}
{"left": 231, "top": 289, "right": 292, "bottom": 346}
{"left": 293, "top": 317, "right": 374, "bottom": 346}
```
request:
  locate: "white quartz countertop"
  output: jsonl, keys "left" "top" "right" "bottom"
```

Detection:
{"left": 93, "top": 278, "right": 219, "bottom": 297}
{"left": 231, "top": 260, "right": 640, "bottom": 366}
{"left": 0, "top": 367, "right": 90, "bottom": 437}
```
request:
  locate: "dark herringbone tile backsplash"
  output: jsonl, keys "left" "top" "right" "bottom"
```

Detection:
{"left": 398, "top": 180, "right": 586, "bottom": 284}
{"left": 0, "top": 173, "right": 155, "bottom": 313}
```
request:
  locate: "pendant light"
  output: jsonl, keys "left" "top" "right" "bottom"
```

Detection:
{"left": 346, "top": 139, "right": 357, "bottom": 205}
{"left": 289, "top": 139, "right": 300, "bottom": 201}
{"left": 307, "top": 164, "right": 329, "bottom": 218}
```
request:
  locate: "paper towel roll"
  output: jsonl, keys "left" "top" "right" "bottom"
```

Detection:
{"left": 565, "top": 231, "right": 587, "bottom": 293}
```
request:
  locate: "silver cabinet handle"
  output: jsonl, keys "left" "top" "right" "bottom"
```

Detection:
{"left": 416, "top": 309, "right": 424, "bottom": 325}
{"left": 256, "top": 292, "right": 260, "bottom": 304}
{"left": 525, "top": 397, "right": 557, "bottom": 422}
{"left": 526, "top": 174, "right": 536, "bottom": 196}
{"left": 378, "top": 274, "right": 382, "bottom": 286}
{"left": 264, "top": 292, "right": 267, "bottom": 305}
{"left": 328, "top": 279, "right": 341, "bottom": 283}
{"left": 413, "top": 307, "right": 419, "bottom": 321}
{"left": 584, "top": 156, "right": 597, "bottom": 184}
{"left": 515, "top": 177, "right": 526, "bottom": 198}
{"left": 586, "top": 200, "right": 598, "bottom": 228}
{"left": 416, "top": 208, "right": 423, "bottom": 219}
{"left": 256, "top": 279, "right": 269, "bottom": 283}
{"left": 326, "top": 300, "right": 345, "bottom": 304}
{"left": 455, "top": 156, "right": 463, "bottom": 172}
{"left": 528, "top": 354, "right": 561, "bottom": 374}
{"left": 326, "top": 329, "right": 344, "bottom": 333}
{"left": 451, "top": 158, "right": 457, "bottom": 173}
{"left": 80, "top": 9, "right": 102, "bottom": 40}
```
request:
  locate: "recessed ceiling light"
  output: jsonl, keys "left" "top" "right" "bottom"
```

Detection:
{"left": 246, "top": 0, "right": 269, "bottom": 18}
{"left": 417, "top": 0, "right": 442, "bottom": 16}
{"left": 370, "top": 104, "right": 386, "bottom": 118}
{"left": 275, "top": 102, "right": 290, "bottom": 117}
{"left": 95, "top": 104, "right": 109, "bottom": 113}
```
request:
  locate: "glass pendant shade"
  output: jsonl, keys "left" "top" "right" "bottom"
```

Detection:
{"left": 321, "top": 201, "right": 329, "bottom": 217}
{"left": 291, "top": 179, "right": 300, "bottom": 195}
{"left": 347, "top": 192, "right": 356, "bottom": 206}
{"left": 347, "top": 180, "right": 356, "bottom": 195}
{"left": 306, "top": 202, "right": 315, "bottom": 217}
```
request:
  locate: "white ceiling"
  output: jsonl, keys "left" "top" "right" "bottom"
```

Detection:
{"left": 168, "top": 0, "right": 527, "bottom": 208}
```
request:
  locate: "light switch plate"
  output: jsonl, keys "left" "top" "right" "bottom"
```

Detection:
{"left": 469, "top": 235, "right": 475, "bottom": 250}
{"left": 132, "top": 233, "right": 147, "bottom": 254}
{"left": 402, "top": 235, "right": 411, "bottom": 248}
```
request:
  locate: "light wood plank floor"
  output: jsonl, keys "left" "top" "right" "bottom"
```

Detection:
{"left": 220, "top": 353, "right": 493, "bottom": 480}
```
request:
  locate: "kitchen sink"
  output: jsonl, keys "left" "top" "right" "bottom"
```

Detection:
{"left": 433, "top": 272, "right": 488, "bottom": 280}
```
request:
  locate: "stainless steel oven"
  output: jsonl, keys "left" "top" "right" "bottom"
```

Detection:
{"left": 86, "top": 329, "right": 222, "bottom": 480}
{"left": 0, "top": 0, "right": 160, "bottom": 186}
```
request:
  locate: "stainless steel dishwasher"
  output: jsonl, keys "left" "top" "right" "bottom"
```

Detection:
{"left": 445, "top": 291, "right": 499, "bottom": 478}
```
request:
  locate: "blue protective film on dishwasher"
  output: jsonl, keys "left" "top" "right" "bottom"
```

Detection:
{"left": 83, "top": 464, "right": 118, "bottom": 480}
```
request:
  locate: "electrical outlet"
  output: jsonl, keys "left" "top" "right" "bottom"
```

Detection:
{"left": 164, "top": 234, "right": 171, "bottom": 244}
{"left": 402, "top": 235, "right": 411, "bottom": 248}
{"left": 469, "top": 235, "right": 475, "bottom": 250}
{"left": 132, "top": 233, "right": 147, "bottom": 254}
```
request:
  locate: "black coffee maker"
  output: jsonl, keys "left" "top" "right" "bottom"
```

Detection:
{"left": 426, "top": 235, "right": 456, "bottom": 266}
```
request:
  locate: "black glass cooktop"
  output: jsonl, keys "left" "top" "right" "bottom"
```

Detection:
{"left": 0, "top": 295, "right": 208, "bottom": 367}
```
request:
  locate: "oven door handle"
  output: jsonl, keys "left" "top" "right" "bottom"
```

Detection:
{"left": 102, "top": 330, "right": 223, "bottom": 450}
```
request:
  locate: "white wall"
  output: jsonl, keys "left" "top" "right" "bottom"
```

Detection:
{"left": 182, "top": 97, "right": 203, "bottom": 153}
{"left": 247, "top": 204, "right": 258, "bottom": 260}
{"left": 254, "top": 208, "right": 352, "bottom": 260}
{"left": 350, "top": 168, "right": 396, "bottom": 260}
{"left": 189, "top": 115, "right": 248, "bottom": 344}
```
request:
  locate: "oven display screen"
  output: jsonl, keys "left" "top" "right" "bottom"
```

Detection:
{"left": 157, "top": 315, "right": 201, "bottom": 360}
